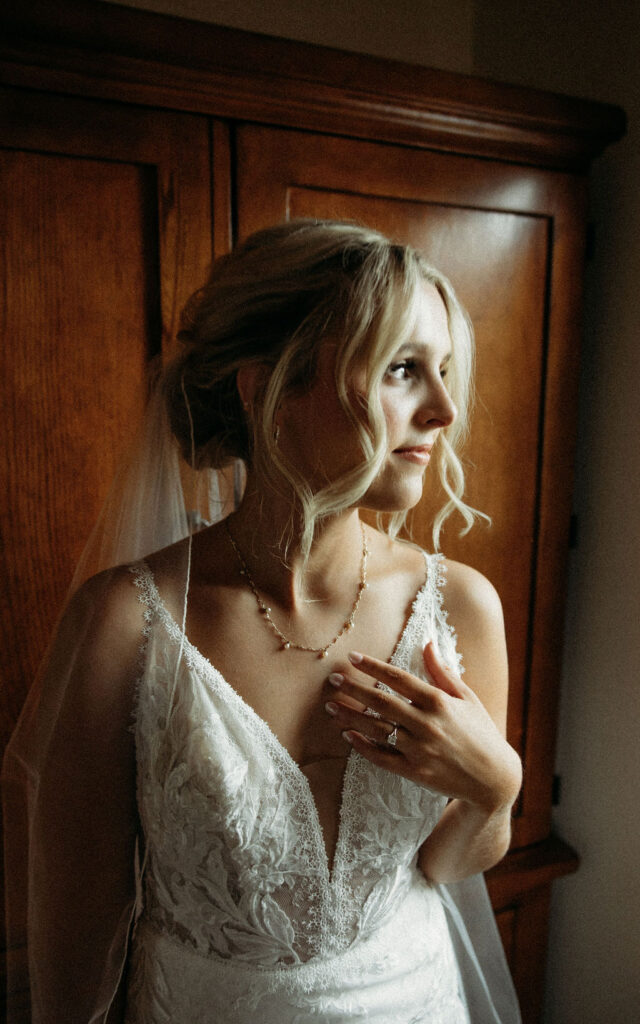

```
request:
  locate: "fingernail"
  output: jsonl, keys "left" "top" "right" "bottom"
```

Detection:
{"left": 325, "top": 701, "right": 339, "bottom": 716}
{"left": 348, "top": 651, "right": 363, "bottom": 665}
{"left": 328, "top": 673, "right": 344, "bottom": 687}
{"left": 342, "top": 730, "right": 355, "bottom": 744}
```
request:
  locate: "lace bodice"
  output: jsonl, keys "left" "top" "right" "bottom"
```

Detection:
{"left": 126, "top": 553, "right": 470, "bottom": 1022}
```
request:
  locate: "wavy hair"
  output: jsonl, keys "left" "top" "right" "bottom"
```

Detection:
{"left": 164, "top": 219, "right": 483, "bottom": 559}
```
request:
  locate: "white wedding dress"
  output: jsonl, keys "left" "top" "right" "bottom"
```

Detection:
{"left": 123, "top": 555, "right": 478, "bottom": 1023}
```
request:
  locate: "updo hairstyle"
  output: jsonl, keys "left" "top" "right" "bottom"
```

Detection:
{"left": 164, "top": 219, "right": 478, "bottom": 552}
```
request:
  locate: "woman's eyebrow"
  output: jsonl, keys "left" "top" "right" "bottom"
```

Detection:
{"left": 392, "top": 343, "right": 452, "bottom": 362}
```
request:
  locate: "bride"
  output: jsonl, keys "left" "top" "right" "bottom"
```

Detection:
{"left": 4, "top": 220, "right": 522, "bottom": 1022}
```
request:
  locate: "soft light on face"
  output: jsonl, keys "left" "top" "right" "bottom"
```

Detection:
{"left": 359, "top": 281, "right": 457, "bottom": 513}
{"left": 276, "top": 281, "right": 456, "bottom": 513}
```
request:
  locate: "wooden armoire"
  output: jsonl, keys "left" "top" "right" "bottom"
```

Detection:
{"left": 0, "top": 2, "right": 625, "bottom": 1020}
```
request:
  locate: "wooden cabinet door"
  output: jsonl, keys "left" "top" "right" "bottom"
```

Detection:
{"left": 236, "top": 124, "right": 587, "bottom": 851}
{"left": 0, "top": 86, "right": 215, "bottom": 1013}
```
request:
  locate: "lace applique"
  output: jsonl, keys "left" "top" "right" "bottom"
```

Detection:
{"left": 432, "top": 554, "right": 465, "bottom": 676}
{"left": 393, "top": 553, "right": 464, "bottom": 678}
{"left": 129, "top": 562, "right": 155, "bottom": 656}
{"left": 125, "top": 554, "right": 469, "bottom": 1022}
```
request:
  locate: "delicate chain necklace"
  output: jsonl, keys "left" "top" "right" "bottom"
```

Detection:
{"left": 225, "top": 519, "right": 369, "bottom": 658}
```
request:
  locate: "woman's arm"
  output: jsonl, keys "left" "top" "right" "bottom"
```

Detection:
{"left": 31, "top": 569, "right": 143, "bottom": 1024}
{"left": 416, "top": 560, "right": 520, "bottom": 881}
{"left": 324, "top": 560, "right": 521, "bottom": 884}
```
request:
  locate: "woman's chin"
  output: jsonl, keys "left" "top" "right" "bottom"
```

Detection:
{"left": 359, "top": 478, "right": 425, "bottom": 514}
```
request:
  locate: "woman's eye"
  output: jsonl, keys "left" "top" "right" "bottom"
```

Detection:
{"left": 386, "top": 359, "right": 416, "bottom": 380}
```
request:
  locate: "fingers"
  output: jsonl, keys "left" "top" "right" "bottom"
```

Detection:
{"left": 325, "top": 700, "right": 404, "bottom": 751}
{"left": 422, "top": 642, "right": 466, "bottom": 699}
{"left": 341, "top": 727, "right": 409, "bottom": 775}
{"left": 324, "top": 647, "right": 470, "bottom": 773}
{"left": 345, "top": 650, "right": 437, "bottom": 709}
{"left": 328, "top": 668, "right": 420, "bottom": 728}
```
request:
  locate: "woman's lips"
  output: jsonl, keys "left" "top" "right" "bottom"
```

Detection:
{"left": 393, "top": 445, "right": 433, "bottom": 465}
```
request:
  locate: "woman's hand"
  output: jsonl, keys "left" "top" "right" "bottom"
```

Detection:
{"left": 325, "top": 642, "right": 522, "bottom": 815}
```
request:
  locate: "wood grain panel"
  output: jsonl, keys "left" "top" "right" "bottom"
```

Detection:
{"left": 0, "top": 88, "right": 215, "bottom": 1013}
{"left": 0, "top": 150, "right": 152, "bottom": 732}
{"left": 510, "top": 888, "right": 554, "bottom": 1024}
{"left": 0, "top": 87, "right": 212, "bottom": 354}
{"left": 0, "top": 86, "right": 213, "bottom": 739}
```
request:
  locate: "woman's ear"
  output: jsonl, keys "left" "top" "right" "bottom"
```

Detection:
{"left": 236, "top": 363, "right": 269, "bottom": 410}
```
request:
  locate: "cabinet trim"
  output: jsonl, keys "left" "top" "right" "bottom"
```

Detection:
{"left": 0, "top": 0, "right": 626, "bottom": 171}
{"left": 486, "top": 835, "right": 579, "bottom": 909}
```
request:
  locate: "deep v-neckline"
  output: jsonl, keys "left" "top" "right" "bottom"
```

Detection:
{"left": 135, "top": 554, "right": 432, "bottom": 881}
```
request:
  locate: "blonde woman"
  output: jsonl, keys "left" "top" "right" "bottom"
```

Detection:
{"left": 4, "top": 221, "right": 522, "bottom": 1023}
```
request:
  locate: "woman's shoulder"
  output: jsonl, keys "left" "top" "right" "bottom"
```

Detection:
{"left": 438, "top": 558, "right": 508, "bottom": 712}
{"left": 359, "top": 530, "right": 502, "bottom": 613}
{"left": 59, "top": 565, "right": 150, "bottom": 680}
{"left": 73, "top": 534, "right": 199, "bottom": 636}
{"left": 39, "top": 566, "right": 147, "bottom": 741}
{"left": 68, "top": 564, "right": 145, "bottom": 627}
{"left": 60, "top": 565, "right": 146, "bottom": 651}
{"left": 439, "top": 557, "right": 504, "bottom": 627}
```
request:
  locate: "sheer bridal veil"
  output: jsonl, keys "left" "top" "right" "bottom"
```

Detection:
{"left": 2, "top": 375, "right": 239, "bottom": 1022}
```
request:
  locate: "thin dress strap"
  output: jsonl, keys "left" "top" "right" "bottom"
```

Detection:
{"left": 128, "top": 560, "right": 160, "bottom": 660}
{"left": 392, "top": 552, "right": 463, "bottom": 680}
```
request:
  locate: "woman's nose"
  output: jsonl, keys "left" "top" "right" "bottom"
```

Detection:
{"left": 418, "top": 382, "right": 457, "bottom": 428}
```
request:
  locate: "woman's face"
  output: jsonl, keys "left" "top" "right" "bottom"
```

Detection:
{"left": 278, "top": 281, "right": 457, "bottom": 512}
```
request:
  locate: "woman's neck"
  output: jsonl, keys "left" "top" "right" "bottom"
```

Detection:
{"left": 226, "top": 482, "right": 365, "bottom": 614}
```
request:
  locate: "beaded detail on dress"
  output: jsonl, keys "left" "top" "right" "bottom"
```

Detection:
{"left": 125, "top": 552, "right": 469, "bottom": 1023}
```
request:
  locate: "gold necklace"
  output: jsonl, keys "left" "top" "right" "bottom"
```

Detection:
{"left": 225, "top": 519, "right": 369, "bottom": 658}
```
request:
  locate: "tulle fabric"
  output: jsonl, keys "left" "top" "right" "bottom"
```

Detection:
{"left": 2, "top": 382, "right": 237, "bottom": 1023}
{"left": 2, "top": 377, "right": 519, "bottom": 1023}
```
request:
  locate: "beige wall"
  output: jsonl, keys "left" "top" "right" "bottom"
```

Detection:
{"left": 99, "top": 0, "right": 474, "bottom": 72}
{"left": 103, "top": 1, "right": 640, "bottom": 1019}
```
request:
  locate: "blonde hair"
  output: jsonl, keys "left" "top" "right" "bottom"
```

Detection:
{"left": 164, "top": 219, "right": 481, "bottom": 558}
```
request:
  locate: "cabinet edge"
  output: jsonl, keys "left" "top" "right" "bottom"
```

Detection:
{"left": 486, "top": 836, "right": 579, "bottom": 910}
